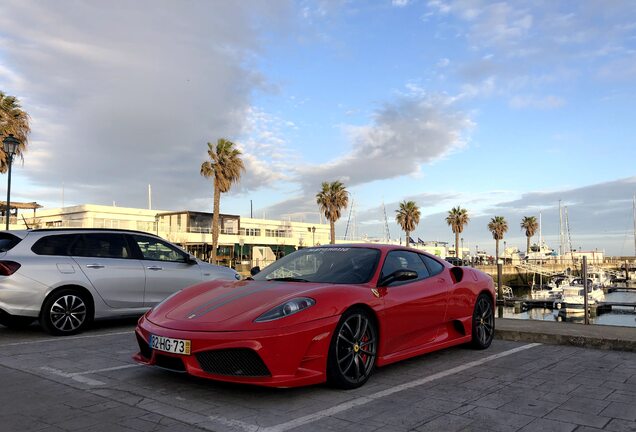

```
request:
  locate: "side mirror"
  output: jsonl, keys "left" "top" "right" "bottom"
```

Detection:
{"left": 379, "top": 269, "right": 418, "bottom": 286}
{"left": 185, "top": 255, "right": 197, "bottom": 265}
{"left": 250, "top": 266, "right": 261, "bottom": 276}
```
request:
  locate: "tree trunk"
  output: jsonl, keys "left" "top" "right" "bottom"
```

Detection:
{"left": 211, "top": 183, "right": 221, "bottom": 263}
{"left": 526, "top": 236, "right": 531, "bottom": 259}
{"left": 455, "top": 232, "right": 460, "bottom": 261}
{"left": 405, "top": 230, "right": 410, "bottom": 247}
{"left": 495, "top": 239, "right": 500, "bottom": 263}
{"left": 330, "top": 220, "right": 335, "bottom": 244}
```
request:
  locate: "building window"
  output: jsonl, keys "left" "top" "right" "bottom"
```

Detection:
{"left": 240, "top": 228, "right": 261, "bottom": 236}
{"left": 265, "top": 229, "right": 290, "bottom": 238}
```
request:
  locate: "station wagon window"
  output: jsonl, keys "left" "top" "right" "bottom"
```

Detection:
{"left": 381, "top": 250, "right": 430, "bottom": 284}
{"left": 0, "top": 232, "right": 22, "bottom": 252}
{"left": 131, "top": 235, "right": 186, "bottom": 263}
{"left": 420, "top": 254, "right": 444, "bottom": 276}
{"left": 69, "top": 234, "right": 131, "bottom": 259}
{"left": 32, "top": 234, "right": 80, "bottom": 256}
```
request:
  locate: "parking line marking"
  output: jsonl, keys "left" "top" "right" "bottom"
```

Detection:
{"left": 40, "top": 364, "right": 140, "bottom": 386}
{"left": 259, "top": 343, "right": 541, "bottom": 432}
{"left": 75, "top": 364, "right": 141, "bottom": 375}
{"left": 0, "top": 330, "right": 132, "bottom": 347}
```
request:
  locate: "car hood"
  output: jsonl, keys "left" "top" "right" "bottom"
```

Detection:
{"left": 146, "top": 279, "right": 340, "bottom": 331}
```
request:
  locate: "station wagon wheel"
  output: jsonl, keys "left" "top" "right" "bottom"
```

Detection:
{"left": 40, "top": 289, "right": 93, "bottom": 336}
{"left": 471, "top": 293, "right": 494, "bottom": 349}
{"left": 327, "top": 308, "right": 377, "bottom": 389}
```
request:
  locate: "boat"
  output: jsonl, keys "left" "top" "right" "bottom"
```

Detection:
{"left": 553, "top": 285, "right": 605, "bottom": 315}
{"left": 529, "top": 274, "right": 570, "bottom": 300}
{"left": 496, "top": 285, "right": 514, "bottom": 300}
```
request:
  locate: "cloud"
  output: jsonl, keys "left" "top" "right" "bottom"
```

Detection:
{"left": 428, "top": 1, "right": 636, "bottom": 107}
{"left": 392, "top": 0, "right": 411, "bottom": 7}
{"left": 297, "top": 93, "right": 474, "bottom": 190}
{"left": 256, "top": 90, "right": 474, "bottom": 223}
{"left": 0, "top": 1, "right": 291, "bottom": 210}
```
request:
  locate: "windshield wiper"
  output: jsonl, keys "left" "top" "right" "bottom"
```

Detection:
{"left": 268, "top": 277, "right": 310, "bottom": 282}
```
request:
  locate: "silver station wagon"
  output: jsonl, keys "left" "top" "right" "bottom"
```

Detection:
{"left": 0, "top": 228, "right": 240, "bottom": 335}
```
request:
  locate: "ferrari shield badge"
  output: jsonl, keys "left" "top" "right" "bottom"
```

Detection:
{"left": 371, "top": 288, "right": 380, "bottom": 298}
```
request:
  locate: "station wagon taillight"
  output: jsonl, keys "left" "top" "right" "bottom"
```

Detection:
{"left": 0, "top": 261, "right": 21, "bottom": 276}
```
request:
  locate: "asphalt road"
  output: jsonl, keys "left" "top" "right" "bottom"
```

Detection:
{"left": 1, "top": 320, "right": 635, "bottom": 432}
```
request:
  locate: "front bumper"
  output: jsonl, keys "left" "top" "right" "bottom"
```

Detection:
{"left": 133, "top": 313, "right": 339, "bottom": 388}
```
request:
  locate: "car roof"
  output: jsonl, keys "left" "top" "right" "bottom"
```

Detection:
{"left": 1, "top": 228, "right": 162, "bottom": 238}
{"left": 312, "top": 243, "right": 432, "bottom": 253}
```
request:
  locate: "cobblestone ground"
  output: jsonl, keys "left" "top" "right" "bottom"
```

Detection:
{"left": 0, "top": 320, "right": 635, "bottom": 432}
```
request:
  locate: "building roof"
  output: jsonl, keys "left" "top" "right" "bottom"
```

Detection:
{"left": 0, "top": 201, "right": 42, "bottom": 210}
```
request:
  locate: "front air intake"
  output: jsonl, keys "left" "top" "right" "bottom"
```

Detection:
{"left": 196, "top": 348, "right": 270, "bottom": 377}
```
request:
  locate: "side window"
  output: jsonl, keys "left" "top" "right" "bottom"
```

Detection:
{"left": 421, "top": 254, "right": 444, "bottom": 276}
{"left": 69, "top": 234, "right": 131, "bottom": 259}
{"left": 32, "top": 234, "right": 80, "bottom": 256}
{"left": 132, "top": 235, "right": 186, "bottom": 263}
{"left": 381, "top": 250, "right": 430, "bottom": 284}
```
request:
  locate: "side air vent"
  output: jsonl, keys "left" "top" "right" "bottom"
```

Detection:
{"left": 450, "top": 267, "right": 464, "bottom": 283}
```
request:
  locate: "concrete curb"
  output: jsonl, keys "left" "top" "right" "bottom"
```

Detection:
{"left": 494, "top": 317, "right": 636, "bottom": 352}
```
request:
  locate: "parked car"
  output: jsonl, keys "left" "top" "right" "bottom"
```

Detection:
{"left": 0, "top": 228, "right": 240, "bottom": 335}
{"left": 444, "top": 257, "right": 463, "bottom": 266}
{"left": 134, "top": 244, "right": 495, "bottom": 389}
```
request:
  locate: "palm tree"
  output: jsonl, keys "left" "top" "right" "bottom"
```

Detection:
{"left": 520, "top": 216, "right": 538, "bottom": 259}
{"left": 316, "top": 181, "right": 349, "bottom": 244}
{"left": 0, "top": 91, "right": 30, "bottom": 172}
{"left": 487, "top": 216, "right": 508, "bottom": 263}
{"left": 446, "top": 206, "right": 469, "bottom": 261}
{"left": 200, "top": 138, "right": 244, "bottom": 263}
{"left": 395, "top": 200, "right": 420, "bottom": 247}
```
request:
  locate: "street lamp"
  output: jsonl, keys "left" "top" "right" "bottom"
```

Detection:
{"left": 308, "top": 226, "right": 316, "bottom": 246}
{"left": 2, "top": 134, "right": 19, "bottom": 230}
{"left": 460, "top": 237, "right": 464, "bottom": 260}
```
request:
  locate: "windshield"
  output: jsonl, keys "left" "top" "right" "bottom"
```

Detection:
{"left": 0, "top": 233, "right": 22, "bottom": 252}
{"left": 253, "top": 247, "right": 380, "bottom": 284}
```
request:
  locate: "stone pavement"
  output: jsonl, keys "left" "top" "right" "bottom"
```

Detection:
{"left": 0, "top": 320, "right": 635, "bottom": 431}
{"left": 496, "top": 317, "right": 636, "bottom": 352}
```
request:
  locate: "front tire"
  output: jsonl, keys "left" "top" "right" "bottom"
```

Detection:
{"left": 40, "top": 289, "right": 93, "bottom": 336}
{"left": 471, "top": 293, "right": 494, "bottom": 349}
{"left": 327, "top": 308, "right": 377, "bottom": 389}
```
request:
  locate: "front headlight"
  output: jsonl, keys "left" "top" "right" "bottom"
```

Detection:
{"left": 255, "top": 297, "right": 315, "bottom": 322}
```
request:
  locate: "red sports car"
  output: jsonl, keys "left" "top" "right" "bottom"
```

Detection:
{"left": 133, "top": 244, "right": 495, "bottom": 389}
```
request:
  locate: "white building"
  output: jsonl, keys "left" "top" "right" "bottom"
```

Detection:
{"left": 18, "top": 204, "right": 331, "bottom": 267}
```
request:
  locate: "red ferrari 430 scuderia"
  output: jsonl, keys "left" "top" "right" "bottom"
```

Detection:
{"left": 134, "top": 244, "right": 495, "bottom": 389}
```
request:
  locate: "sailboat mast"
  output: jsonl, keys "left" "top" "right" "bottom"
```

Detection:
{"left": 382, "top": 201, "right": 391, "bottom": 242}
{"left": 539, "top": 211, "right": 542, "bottom": 254}
{"left": 633, "top": 193, "right": 635, "bottom": 257}
{"left": 558, "top": 199, "right": 563, "bottom": 256}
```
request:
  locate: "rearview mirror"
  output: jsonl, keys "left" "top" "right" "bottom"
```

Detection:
{"left": 250, "top": 266, "right": 261, "bottom": 276}
{"left": 379, "top": 269, "right": 418, "bottom": 286}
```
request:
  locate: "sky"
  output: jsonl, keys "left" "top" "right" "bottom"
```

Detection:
{"left": 0, "top": 0, "right": 635, "bottom": 256}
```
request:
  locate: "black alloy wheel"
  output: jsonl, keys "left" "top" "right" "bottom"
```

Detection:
{"left": 327, "top": 308, "right": 377, "bottom": 389}
{"left": 40, "top": 289, "right": 93, "bottom": 336}
{"left": 471, "top": 293, "right": 494, "bottom": 349}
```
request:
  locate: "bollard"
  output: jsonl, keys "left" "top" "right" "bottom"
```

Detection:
{"left": 583, "top": 256, "right": 589, "bottom": 325}
{"left": 497, "top": 262, "right": 503, "bottom": 318}
{"left": 514, "top": 301, "right": 522, "bottom": 314}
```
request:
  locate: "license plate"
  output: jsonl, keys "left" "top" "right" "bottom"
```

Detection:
{"left": 150, "top": 335, "right": 191, "bottom": 355}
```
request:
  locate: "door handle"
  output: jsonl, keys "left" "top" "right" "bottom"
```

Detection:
{"left": 85, "top": 264, "right": 104, "bottom": 269}
{"left": 147, "top": 266, "right": 163, "bottom": 271}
